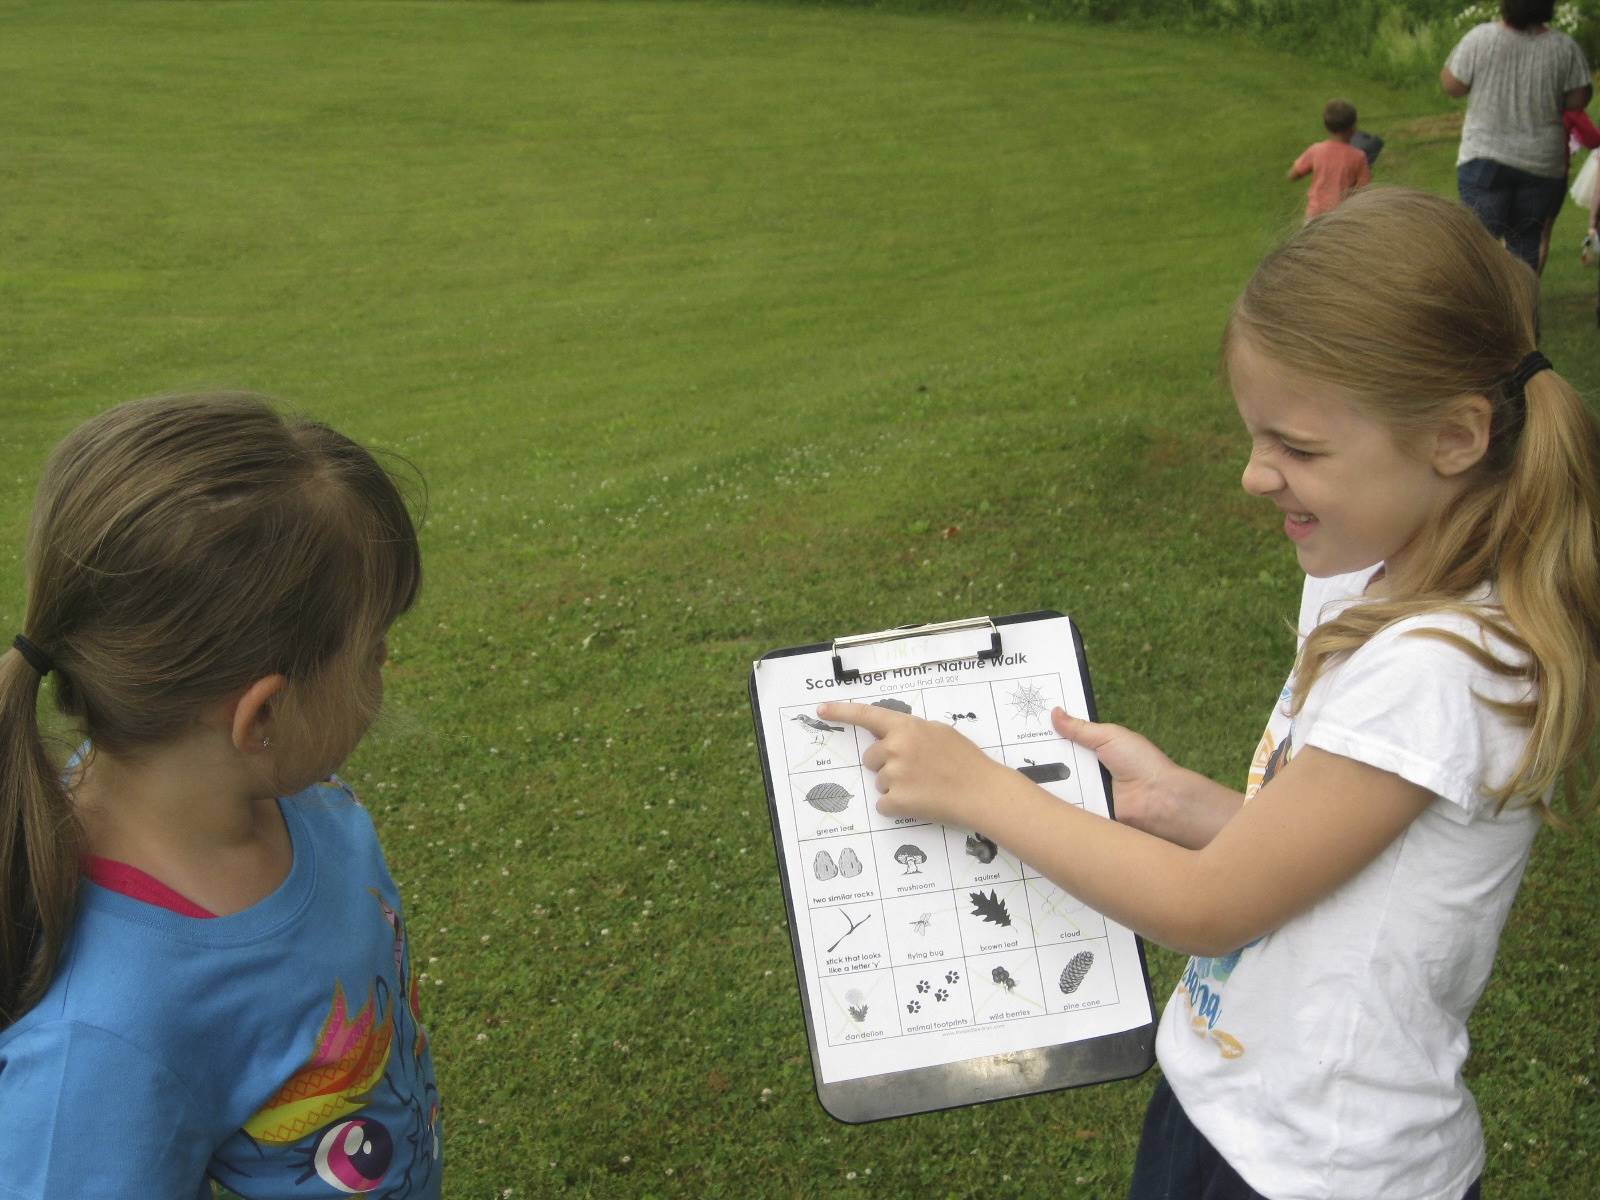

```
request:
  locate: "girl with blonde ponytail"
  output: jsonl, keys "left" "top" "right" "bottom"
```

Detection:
{"left": 820, "top": 187, "right": 1598, "bottom": 1199}
{"left": 0, "top": 394, "right": 442, "bottom": 1197}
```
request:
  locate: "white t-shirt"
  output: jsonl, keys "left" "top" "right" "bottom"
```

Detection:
{"left": 1156, "top": 567, "right": 1543, "bottom": 1200}
{"left": 1446, "top": 22, "right": 1590, "bottom": 177}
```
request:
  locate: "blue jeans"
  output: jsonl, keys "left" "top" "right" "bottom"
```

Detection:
{"left": 1126, "top": 1076, "right": 1484, "bottom": 1200}
{"left": 1457, "top": 157, "right": 1567, "bottom": 275}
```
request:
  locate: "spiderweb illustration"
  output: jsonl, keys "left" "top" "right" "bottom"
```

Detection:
{"left": 1006, "top": 680, "right": 1049, "bottom": 725}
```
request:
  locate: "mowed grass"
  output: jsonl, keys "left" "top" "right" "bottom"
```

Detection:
{"left": 2, "top": 2, "right": 1598, "bottom": 1195}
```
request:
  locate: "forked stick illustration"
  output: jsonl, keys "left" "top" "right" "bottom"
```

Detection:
{"left": 827, "top": 909, "right": 873, "bottom": 953}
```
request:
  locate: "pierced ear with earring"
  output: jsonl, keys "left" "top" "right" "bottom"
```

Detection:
{"left": 261, "top": 737, "right": 271, "bottom": 749}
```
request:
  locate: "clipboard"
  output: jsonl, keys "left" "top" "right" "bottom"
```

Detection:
{"left": 749, "top": 612, "right": 1155, "bottom": 1123}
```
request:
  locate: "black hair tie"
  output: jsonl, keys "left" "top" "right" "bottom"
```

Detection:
{"left": 12, "top": 634, "right": 53, "bottom": 677}
{"left": 1505, "top": 350, "right": 1552, "bottom": 400}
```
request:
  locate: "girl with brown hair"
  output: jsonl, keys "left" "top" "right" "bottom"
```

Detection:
{"left": 0, "top": 394, "right": 440, "bottom": 1197}
{"left": 822, "top": 188, "right": 1600, "bottom": 1198}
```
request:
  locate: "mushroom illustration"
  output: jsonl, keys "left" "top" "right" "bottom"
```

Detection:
{"left": 893, "top": 844, "right": 928, "bottom": 874}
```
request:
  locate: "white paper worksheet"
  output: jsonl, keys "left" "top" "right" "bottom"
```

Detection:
{"left": 751, "top": 615, "right": 1153, "bottom": 1088}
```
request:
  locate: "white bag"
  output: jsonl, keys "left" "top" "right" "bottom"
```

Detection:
{"left": 1571, "top": 150, "right": 1600, "bottom": 209}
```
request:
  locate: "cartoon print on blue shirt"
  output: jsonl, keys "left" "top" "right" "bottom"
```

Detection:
{"left": 211, "top": 893, "right": 440, "bottom": 1197}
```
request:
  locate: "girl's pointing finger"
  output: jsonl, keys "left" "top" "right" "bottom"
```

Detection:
{"left": 816, "top": 701, "right": 897, "bottom": 738}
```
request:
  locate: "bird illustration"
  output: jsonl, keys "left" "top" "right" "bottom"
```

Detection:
{"left": 792, "top": 714, "right": 845, "bottom": 733}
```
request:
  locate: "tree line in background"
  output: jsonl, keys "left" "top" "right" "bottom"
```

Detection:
{"left": 778, "top": 0, "right": 1600, "bottom": 86}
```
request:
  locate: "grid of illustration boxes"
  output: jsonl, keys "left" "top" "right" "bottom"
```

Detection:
{"left": 781, "top": 674, "right": 1123, "bottom": 1048}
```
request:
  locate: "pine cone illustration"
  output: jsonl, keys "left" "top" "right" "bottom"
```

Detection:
{"left": 1058, "top": 951, "right": 1095, "bottom": 994}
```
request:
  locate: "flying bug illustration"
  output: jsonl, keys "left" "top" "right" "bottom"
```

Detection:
{"left": 792, "top": 714, "right": 845, "bottom": 733}
{"left": 909, "top": 913, "right": 933, "bottom": 936}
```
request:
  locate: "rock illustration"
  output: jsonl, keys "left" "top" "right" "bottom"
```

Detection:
{"left": 872, "top": 697, "right": 913, "bottom": 714}
{"left": 837, "top": 847, "right": 863, "bottom": 878}
{"left": 814, "top": 850, "right": 838, "bottom": 882}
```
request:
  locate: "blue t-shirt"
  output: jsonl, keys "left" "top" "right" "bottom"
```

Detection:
{"left": 0, "top": 780, "right": 442, "bottom": 1199}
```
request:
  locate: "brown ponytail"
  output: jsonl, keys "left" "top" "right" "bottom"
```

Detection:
{"left": 0, "top": 648, "right": 82, "bottom": 1025}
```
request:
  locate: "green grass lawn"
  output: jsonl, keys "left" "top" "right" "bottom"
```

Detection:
{"left": 3, "top": 1, "right": 1598, "bottom": 1195}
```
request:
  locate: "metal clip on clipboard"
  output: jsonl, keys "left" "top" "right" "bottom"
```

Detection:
{"left": 830, "top": 615, "right": 1002, "bottom": 683}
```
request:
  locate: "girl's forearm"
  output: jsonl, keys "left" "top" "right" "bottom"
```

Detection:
{"left": 968, "top": 769, "right": 1223, "bottom": 954}
{"left": 1134, "top": 766, "right": 1246, "bottom": 849}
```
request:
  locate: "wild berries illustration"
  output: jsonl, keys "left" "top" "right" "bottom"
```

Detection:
{"left": 1059, "top": 951, "right": 1095, "bottom": 995}
{"left": 992, "top": 966, "right": 1017, "bottom": 991}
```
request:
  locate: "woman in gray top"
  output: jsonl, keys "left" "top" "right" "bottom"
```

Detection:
{"left": 1441, "top": 0, "right": 1592, "bottom": 274}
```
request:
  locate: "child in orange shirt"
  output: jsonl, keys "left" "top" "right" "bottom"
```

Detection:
{"left": 1289, "top": 99, "right": 1372, "bottom": 220}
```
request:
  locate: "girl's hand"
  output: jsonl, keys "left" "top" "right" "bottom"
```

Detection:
{"left": 1050, "top": 707, "right": 1180, "bottom": 833}
{"left": 816, "top": 702, "right": 1009, "bottom": 828}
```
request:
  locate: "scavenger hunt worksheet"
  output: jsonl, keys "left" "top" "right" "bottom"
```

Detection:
{"left": 751, "top": 616, "right": 1153, "bottom": 1087}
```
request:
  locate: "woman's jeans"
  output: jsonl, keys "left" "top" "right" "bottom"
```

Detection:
{"left": 1457, "top": 157, "right": 1568, "bottom": 274}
